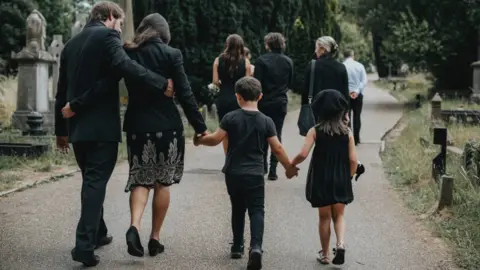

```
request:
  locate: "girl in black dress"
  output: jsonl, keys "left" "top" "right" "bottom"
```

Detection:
{"left": 291, "top": 89, "right": 357, "bottom": 265}
{"left": 212, "top": 34, "right": 251, "bottom": 153}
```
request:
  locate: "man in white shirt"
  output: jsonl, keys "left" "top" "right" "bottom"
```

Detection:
{"left": 343, "top": 50, "right": 367, "bottom": 145}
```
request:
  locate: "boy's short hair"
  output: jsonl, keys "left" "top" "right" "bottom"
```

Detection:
{"left": 235, "top": 77, "right": 262, "bottom": 101}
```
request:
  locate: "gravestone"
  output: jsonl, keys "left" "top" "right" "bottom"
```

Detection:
{"left": 48, "top": 35, "right": 64, "bottom": 111}
{"left": 71, "top": 13, "right": 88, "bottom": 37}
{"left": 11, "top": 10, "right": 55, "bottom": 132}
{"left": 472, "top": 61, "right": 480, "bottom": 103}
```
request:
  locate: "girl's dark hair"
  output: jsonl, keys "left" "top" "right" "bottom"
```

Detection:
{"left": 317, "top": 111, "right": 349, "bottom": 136}
{"left": 124, "top": 13, "right": 170, "bottom": 49}
{"left": 221, "top": 34, "right": 245, "bottom": 76}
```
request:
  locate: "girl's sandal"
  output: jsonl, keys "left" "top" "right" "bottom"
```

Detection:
{"left": 332, "top": 245, "right": 346, "bottom": 265}
{"left": 316, "top": 250, "right": 330, "bottom": 265}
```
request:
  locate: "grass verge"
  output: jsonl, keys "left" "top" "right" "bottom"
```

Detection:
{"left": 381, "top": 101, "right": 480, "bottom": 269}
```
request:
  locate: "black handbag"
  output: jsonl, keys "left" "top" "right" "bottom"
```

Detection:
{"left": 297, "top": 60, "right": 317, "bottom": 136}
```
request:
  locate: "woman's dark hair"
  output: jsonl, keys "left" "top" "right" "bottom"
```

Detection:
{"left": 221, "top": 34, "right": 245, "bottom": 76}
{"left": 264, "top": 32, "right": 286, "bottom": 52}
{"left": 124, "top": 13, "right": 170, "bottom": 49}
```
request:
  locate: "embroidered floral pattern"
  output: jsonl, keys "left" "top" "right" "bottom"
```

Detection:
{"left": 125, "top": 132, "right": 184, "bottom": 192}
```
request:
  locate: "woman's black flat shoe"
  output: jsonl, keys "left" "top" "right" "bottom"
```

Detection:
{"left": 126, "top": 226, "right": 144, "bottom": 257}
{"left": 148, "top": 239, "right": 165, "bottom": 256}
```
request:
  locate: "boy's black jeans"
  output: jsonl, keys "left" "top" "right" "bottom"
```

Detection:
{"left": 225, "top": 174, "right": 265, "bottom": 250}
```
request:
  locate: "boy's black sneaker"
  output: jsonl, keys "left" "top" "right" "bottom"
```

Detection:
{"left": 247, "top": 248, "right": 262, "bottom": 270}
{"left": 230, "top": 244, "right": 244, "bottom": 259}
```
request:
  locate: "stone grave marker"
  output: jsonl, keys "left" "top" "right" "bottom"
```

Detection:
{"left": 48, "top": 35, "right": 64, "bottom": 111}
{"left": 11, "top": 10, "right": 55, "bottom": 132}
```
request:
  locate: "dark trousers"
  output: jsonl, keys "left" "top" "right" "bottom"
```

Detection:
{"left": 260, "top": 104, "right": 287, "bottom": 172}
{"left": 72, "top": 142, "right": 118, "bottom": 258}
{"left": 225, "top": 174, "right": 265, "bottom": 249}
{"left": 349, "top": 93, "right": 363, "bottom": 143}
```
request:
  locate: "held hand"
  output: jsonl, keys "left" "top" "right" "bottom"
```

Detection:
{"left": 56, "top": 136, "right": 69, "bottom": 153}
{"left": 193, "top": 131, "right": 208, "bottom": 146}
{"left": 61, "top": 102, "right": 75, "bottom": 118}
{"left": 285, "top": 165, "right": 299, "bottom": 179}
{"left": 350, "top": 92, "right": 358, "bottom": 99}
{"left": 164, "top": 79, "right": 175, "bottom": 98}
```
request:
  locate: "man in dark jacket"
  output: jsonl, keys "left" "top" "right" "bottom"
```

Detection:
{"left": 255, "top": 32, "right": 294, "bottom": 180}
{"left": 54, "top": 1, "right": 171, "bottom": 267}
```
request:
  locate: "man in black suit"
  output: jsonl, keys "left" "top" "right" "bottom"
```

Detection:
{"left": 54, "top": 1, "right": 172, "bottom": 267}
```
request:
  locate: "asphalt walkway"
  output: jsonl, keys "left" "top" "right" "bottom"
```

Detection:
{"left": 0, "top": 80, "right": 454, "bottom": 269}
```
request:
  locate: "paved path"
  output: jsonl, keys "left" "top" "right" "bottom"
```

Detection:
{"left": 0, "top": 81, "right": 454, "bottom": 270}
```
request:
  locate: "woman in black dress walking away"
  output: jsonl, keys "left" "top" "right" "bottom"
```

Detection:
{"left": 291, "top": 89, "right": 357, "bottom": 265}
{"left": 122, "top": 13, "right": 207, "bottom": 257}
{"left": 212, "top": 34, "right": 251, "bottom": 153}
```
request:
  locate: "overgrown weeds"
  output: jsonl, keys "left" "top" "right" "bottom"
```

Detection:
{"left": 382, "top": 103, "right": 480, "bottom": 269}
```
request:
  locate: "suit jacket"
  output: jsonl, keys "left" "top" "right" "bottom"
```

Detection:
{"left": 54, "top": 21, "right": 169, "bottom": 143}
{"left": 301, "top": 54, "right": 350, "bottom": 107}
{"left": 122, "top": 38, "right": 207, "bottom": 134}
{"left": 254, "top": 51, "right": 294, "bottom": 111}
{"left": 67, "top": 38, "right": 207, "bottom": 135}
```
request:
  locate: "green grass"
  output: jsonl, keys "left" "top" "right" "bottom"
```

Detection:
{"left": 381, "top": 102, "right": 480, "bottom": 270}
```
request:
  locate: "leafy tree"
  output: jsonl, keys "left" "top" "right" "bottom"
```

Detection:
{"left": 0, "top": 0, "right": 36, "bottom": 74}
{"left": 0, "top": 0, "right": 71, "bottom": 74}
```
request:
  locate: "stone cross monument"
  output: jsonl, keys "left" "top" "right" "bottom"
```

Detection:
{"left": 48, "top": 35, "right": 64, "bottom": 111}
{"left": 71, "top": 13, "right": 88, "bottom": 37}
{"left": 11, "top": 10, "right": 55, "bottom": 131}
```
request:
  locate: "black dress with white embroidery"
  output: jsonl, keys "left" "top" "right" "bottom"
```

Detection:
{"left": 125, "top": 130, "right": 185, "bottom": 192}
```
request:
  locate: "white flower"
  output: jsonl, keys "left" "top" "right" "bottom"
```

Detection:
{"left": 208, "top": 83, "right": 220, "bottom": 92}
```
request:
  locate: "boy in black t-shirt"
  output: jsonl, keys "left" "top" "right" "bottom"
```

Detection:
{"left": 194, "top": 76, "right": 298, "bottom": 270}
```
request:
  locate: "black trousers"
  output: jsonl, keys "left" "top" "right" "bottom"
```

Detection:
{"left": 225, "top": 174, "right": 265, "bottom": 249}
{"left": 349, "top": 93, "right": 363, "bottom": 143}
{"left": 72, "top": 142, "right": 118, "bottom": 259}
{"left": 260, "top": 104, "right": 287, "bottom": 172}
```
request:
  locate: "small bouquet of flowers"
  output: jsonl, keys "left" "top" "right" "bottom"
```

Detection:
{"left": 207, "top": 82, "right": 220, "bottom": 93}
{"left": 202, "top": 82, "right": 220, "bottom": 102}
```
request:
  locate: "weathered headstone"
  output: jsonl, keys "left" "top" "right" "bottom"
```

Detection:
{"left": 471, "top": 61, "right": 480, "bottom": 103}
{"left": 48, "top": 35, "right": 64, "bottom": 111}
{"left": 11, "top": 10, "right": 55, "bottom": 132}
{"left": 431, "top": 92, "right": 442, "bottom": 121}
{"left": 71, "top": 13, "right": 88, "bottom": 38}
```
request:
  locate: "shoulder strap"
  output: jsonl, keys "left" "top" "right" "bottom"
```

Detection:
{"left": 308, "top": 60, "right": 316, "bottom": 104}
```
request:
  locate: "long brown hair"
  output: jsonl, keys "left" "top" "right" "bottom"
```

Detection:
{"left": 124, "top": 13, "right": 170, "bottom": 49}
{"left": 221, "top": 34, "right": 245, "bottom": 76}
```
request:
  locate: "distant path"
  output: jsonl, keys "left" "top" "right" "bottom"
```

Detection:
{"left": 0, "top": 76, "right": 455, "bottom": 269}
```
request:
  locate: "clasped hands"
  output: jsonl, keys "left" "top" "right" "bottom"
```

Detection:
{"left": 193, "top": 132, "right": 299, "bottom": 179}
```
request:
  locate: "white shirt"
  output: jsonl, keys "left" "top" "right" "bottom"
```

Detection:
{"left": 343, "top": 57, "right": 368, "bottom": 95}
